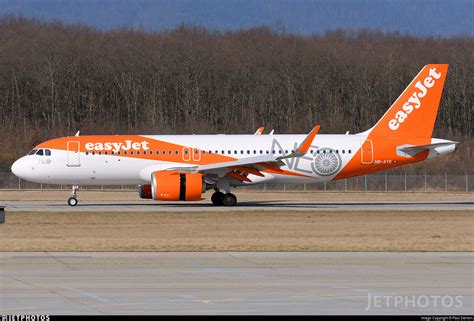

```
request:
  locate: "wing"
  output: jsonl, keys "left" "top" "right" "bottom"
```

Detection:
{"left": 254, "top": 127, "right": 264, "bottom": 135}
{"left": 168, "top": 125, "right": 320, "bottom": 183}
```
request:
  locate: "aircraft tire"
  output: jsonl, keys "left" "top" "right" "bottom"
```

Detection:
{"left": 223, "top": 193, "right": 237, "bottom": 206}
{"left": 68, "top": 197, "right": 78, "bottom": 207}
{"left": 211, "top": 192, "right": 225, "bottom": 206}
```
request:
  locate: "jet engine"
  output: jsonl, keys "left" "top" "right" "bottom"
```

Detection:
{"left": 151, "top": 171, "right": 205, "bottom": 201}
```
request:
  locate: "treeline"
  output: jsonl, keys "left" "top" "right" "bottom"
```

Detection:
{"left": 0, "top": 17, "right": 472, "bottom": 173}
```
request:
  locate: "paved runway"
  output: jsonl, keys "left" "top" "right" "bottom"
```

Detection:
{"left": 3, "top": 199, "right": 474, "bottom": 211}
{"left": 0, "top": 252, "right": 472, "bottom": 315}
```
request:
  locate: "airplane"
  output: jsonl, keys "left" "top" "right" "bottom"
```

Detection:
{"left": 11, "top": 64, "right": 458, "bottom": 207}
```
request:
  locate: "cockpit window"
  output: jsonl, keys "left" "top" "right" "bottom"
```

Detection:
{"left": 45, "top": 149, "right": 51, "bottom": 156}
{"left": 36, "top": 149, "right": 44, "bottom": 156}
{"left": 28, "top": 149, "right": 38, "bottom": 155}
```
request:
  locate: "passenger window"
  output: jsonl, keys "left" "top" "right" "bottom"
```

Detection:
{"left": 342, "top": 150, "right": 345, "bottom": 154}
{"left": 130, "top": 151, "right": 134, "bottom": 155}
{"left": 175, "top": 150, "right": 179, "bottom": 155}
{"left": 105, "top": 151, "right": 108, "bottom": 155}
{"left": 143, "top": 151, "right": 147, "bottom": 155}
{"left": 45, "top": 149, "right": 51, "bottom": 156}
{"left": 123, "top": 151, "right": 127, "bottom": 155}
{"left": 36, "top": 149, "right": 44, "bottom": 156}
{"left": 241, "top": 150, "right": 244, "bottom": 154}
{"left": 85, "top": 152, "right": 89, "bottom": 155}
{"left": 348, "top": 150, "right": 352, "bottom": 154}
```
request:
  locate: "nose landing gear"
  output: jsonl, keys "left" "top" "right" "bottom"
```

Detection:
{"left": 67, "top": 197, "right": 78, "bottom": 206}
{"left": 68, "top": 185, "right": 79, "bottom": 206}
{"left": 211, "top": 189, "right": 237, "bottom": 206}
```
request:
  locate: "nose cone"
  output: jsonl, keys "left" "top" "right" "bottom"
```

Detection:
{"left": 11, "top": 157, "right": 27, "bottom": 179}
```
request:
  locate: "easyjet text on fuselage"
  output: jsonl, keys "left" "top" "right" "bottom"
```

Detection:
{"left": 85, "top": 140, "right": 150, "bottom": 152}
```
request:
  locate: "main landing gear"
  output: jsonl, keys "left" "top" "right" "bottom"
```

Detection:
{"left": 68, "top": 185, "right": 79, "bottom": 206}
{"left": 211, "top": 189, "right": 237, "bottom": 206}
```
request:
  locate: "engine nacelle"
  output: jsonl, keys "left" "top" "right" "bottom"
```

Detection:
{"left": 138, "top": 184, "right": 152, "bottom": 199}
{"left": 151, "top": 171, "right": 205, "bottom": 201}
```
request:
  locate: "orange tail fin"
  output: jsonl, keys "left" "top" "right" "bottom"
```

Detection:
{"left": 367, "top": 64, "right": 448, "bottom": 138}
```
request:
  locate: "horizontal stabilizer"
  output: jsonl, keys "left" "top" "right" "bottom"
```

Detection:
{"left": 397, "top": 141, "right": 458, "bottom": 157}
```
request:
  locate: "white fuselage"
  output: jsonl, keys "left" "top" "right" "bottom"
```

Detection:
{"left": 12, "top": 134, "right": 367, "bottom": 185}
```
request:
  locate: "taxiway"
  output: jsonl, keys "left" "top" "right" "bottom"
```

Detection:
{"left": 0, "top": 252, "right": 472, "bottom": 315}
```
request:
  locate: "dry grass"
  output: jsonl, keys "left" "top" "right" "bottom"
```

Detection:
{"left": 0, "top": 210, "right": 472, "bottom": 252}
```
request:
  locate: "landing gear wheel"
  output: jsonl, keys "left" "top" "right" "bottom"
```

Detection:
{"left": 211, "top": 192, "right": 225, "bottom": 206}
{"left": 222, "top": 193, "right": 237, "bottom": 206}
{"left": 68, "top": 185, "right": 79, "bottom": 207}
{"left": 68, "top": 197, "right": 78, "bottom": 207}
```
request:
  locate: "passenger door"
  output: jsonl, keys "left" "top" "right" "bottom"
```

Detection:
{"left": 67, "top": 141, "right": 81, "bottom": 167}
{"left": 360, "top": 139, "right": 373, "bottom": 165}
